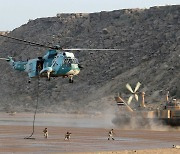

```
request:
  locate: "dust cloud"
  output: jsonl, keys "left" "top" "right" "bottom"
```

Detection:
{"left": 112, "top": 113, "right": 180, "bottom": 131}
{"left": 1, "top": 112, "right": 115, "bottom": 128}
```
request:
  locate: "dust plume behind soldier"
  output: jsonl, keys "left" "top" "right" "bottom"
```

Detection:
{"left": 108, "top": 129, "right": 115, "bottom": 140}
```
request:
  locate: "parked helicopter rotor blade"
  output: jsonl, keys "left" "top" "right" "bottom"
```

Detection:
{"left": 63, "top": 48, "right": 124, "bottom": 51}
{"left": 134, "top": 82, "right": 141, "bottom": 93}
{"left": 126, "top": 83, "right": 134, "bottom": 93}
{"left": 127, "top": 95, "right": 134, "bottom": 104}
{"left": 135, "top": 94, "right": 139, "bottom": 102}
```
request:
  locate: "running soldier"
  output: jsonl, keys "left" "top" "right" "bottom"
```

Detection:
{"left": 108, "top": 129, "right": 115, "bottom": 140}
{"left": 64, "top": 131, "right": 72, "bottom": 141}
{"left": 43, "top": 128, "right": 48, "bottom": 138}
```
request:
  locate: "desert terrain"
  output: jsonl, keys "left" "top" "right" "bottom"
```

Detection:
{"left": 0, "top": 4, "right": 179, "bottom": 154}
{"left": 0, "top": 112, "right": 179, "bottom": 154}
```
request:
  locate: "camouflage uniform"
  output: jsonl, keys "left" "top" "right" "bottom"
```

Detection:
{"left": 64, "top": 132, "right": 71, "bottom": 141}
{"left": 43, "top": 128, "right": 48, "bottom": 138}
{"left": 108, "top": 129, "right": 115, "bottom": 140}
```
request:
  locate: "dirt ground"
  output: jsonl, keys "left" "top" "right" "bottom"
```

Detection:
{"left": 0, "top": 112, "right": 179, "bottom": 154}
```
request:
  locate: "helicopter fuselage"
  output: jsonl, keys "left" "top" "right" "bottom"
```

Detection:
{"left": 7, "top": 50, "right": 80, "bottom": 83}
{"left": 0, "top": 33, "right": 123, "bottom": 83}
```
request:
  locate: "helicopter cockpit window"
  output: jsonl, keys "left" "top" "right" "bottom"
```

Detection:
{"left": 73, "top": 58, "right": 79, "bottom": 64}
{"left": 64, "top": 58, "right": 78, "bottom": 64}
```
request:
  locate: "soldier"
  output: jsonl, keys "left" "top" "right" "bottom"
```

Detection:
{"left": 108, "top": 129, "right": 115, "bottom": 140}
{"left": 43, "top": 128, "right": 48, "bottom": 138}
{"left": 64, "top": 131, "right": 72, "bottom": 141}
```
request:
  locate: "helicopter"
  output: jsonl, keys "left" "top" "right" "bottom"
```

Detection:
{"left": 0, "top": 34, "right": 123, "bottom": 83}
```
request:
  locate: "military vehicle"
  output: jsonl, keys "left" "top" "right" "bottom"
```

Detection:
{"left": 113, "top": 83, "right": 180, "bottom": 127}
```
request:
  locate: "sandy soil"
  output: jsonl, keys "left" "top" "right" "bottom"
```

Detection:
{"left": 0, "top": 112, "right": 179, "bottom": 154}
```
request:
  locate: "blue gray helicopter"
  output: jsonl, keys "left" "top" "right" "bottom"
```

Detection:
{"left": 0, "top": 34, "right": 123, "bottom": 83}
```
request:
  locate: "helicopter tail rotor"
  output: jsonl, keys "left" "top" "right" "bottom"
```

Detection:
{"left": 0, "top": 58, "right": 9, "bottom": 61}
{"left": 0, "top": 56, "right": 14, "bottom": 62}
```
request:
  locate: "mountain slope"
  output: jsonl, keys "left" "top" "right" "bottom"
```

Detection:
{"left": 0, "top": 5, "right": 179, "bottom": 113}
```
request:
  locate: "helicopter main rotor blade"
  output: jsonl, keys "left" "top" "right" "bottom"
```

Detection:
{"left": 126, "top": 83, "right": 134, "bottom": 93}
{"left": 0, "top": 34, "right": 125, "bottom": 51}
{"left": 134, "top": 82, "right": 141, "bottom": 93}
{"left": 0, "top": 34, "right": 58, "bottom": 50}
{"left": 63, "top": 48, "right": 124, "bottom": 51}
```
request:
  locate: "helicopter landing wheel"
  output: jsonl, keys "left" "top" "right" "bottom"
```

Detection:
{"left": 69, "top": 78, "right": 73, "bottom": 83}
{"left": 47, "top": 72, "right": 51, "bottom": 81}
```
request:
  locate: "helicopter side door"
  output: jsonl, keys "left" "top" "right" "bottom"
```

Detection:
{"left": 51, "top": 53, "right": 64, "bottom": 75}
{"left": 25, "top": 59, "right": 39, "bottom": 78}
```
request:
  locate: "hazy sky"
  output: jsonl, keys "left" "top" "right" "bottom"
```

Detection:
{"left": 0, "top": 0, "right": 179, "bottom": 31}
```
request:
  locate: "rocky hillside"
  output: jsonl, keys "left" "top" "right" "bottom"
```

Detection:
{"left": 0, "top": 5, "right": 179, "bottom": 113}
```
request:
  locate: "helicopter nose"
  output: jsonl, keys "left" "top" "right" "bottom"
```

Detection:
{"left": 73, "top": 69, "right": 80, "bottom": 75}
{"left": 66, "top": 67, "right": 80, "bottom": 76}
{"left": 78, "top": 64, "right": 84, "bottom": 69}
{"left": 69, "top": 69, "right": 80, "bottom": 75}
